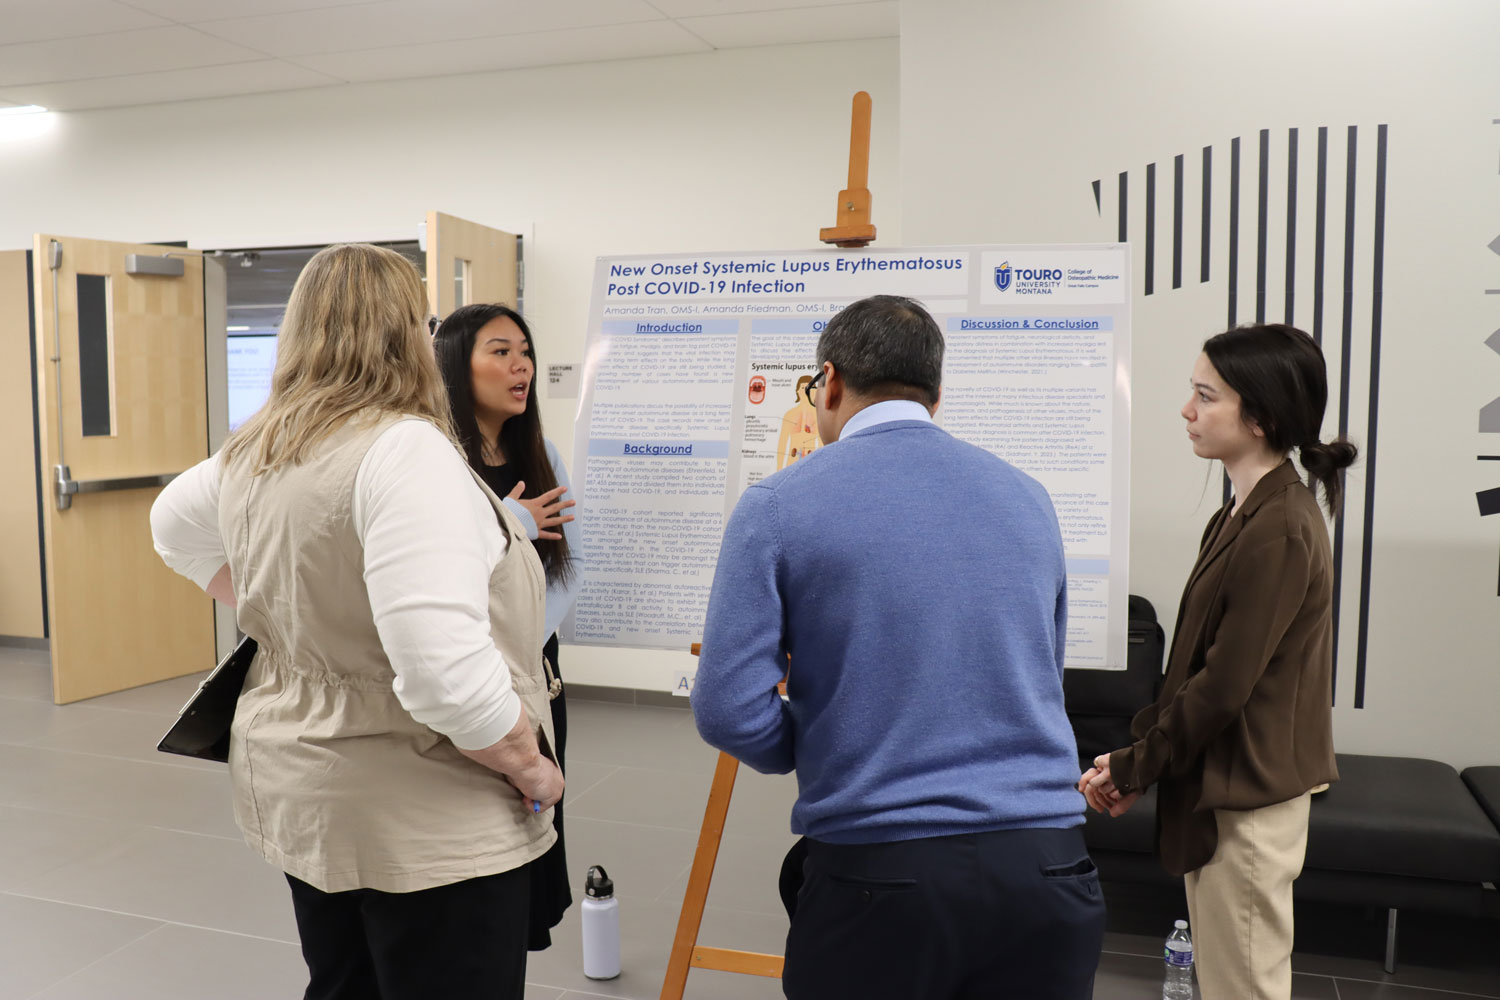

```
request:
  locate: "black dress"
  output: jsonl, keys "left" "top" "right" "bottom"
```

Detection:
{"left": 476, "top": 461, "right": 572, "bottom": 951}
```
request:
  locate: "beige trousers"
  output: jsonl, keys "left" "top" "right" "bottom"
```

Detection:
{"left": 1183, "top": 791, "right": 1312, "bottom": 1000}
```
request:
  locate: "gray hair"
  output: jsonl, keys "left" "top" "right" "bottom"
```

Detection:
{"left": 815, "top": 295, "right": 943, "bottom": 406}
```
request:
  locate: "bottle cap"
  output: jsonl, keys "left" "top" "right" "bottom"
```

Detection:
{"left": 1174, "top": 919, "right": 1188, "bottom": 929}
{"left": 586, "top": 865, "right": 615, "bottom": 898}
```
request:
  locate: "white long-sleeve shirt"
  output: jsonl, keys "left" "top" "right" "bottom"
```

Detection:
{"left": 498, "top": 437, "right": 582, "bottom": 642}
{"left": 150, "top": 418, "right": 522, "bottom": 750}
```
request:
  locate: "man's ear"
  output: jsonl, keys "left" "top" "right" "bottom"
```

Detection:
{"left": 821, "top": 365, "right": 843, "bottom": 411}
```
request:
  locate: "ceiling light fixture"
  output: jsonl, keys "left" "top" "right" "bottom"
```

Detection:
{"left": 0, "top": 104, "right": 56, "bottom": 143}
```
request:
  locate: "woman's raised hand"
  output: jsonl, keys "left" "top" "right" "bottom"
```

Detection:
{"left": 507, "top": 482, "right": 576, "bottom": 541}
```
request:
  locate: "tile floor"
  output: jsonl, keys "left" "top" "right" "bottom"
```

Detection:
{"left": 0, "top": 644, "right": 1496, "bottom": 999}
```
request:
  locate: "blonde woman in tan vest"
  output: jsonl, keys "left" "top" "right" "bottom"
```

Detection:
{"left": 151, "top": 243, "right": 563, "bottom": 1000}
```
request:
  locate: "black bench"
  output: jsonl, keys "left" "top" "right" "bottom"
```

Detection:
{"left": 1065, "top": 597, "right": 1500, "bottom": 973}
{"left": 1464, "top": 766, "right": 1500, "bottom": 835}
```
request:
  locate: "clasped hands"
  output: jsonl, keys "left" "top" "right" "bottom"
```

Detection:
{"left": 1078, "top": 752, "right": 1142, "bottom": 818}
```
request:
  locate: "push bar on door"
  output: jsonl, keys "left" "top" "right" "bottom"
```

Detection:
{"left": 54, "top": 464, "right": 178, "bottom": 511}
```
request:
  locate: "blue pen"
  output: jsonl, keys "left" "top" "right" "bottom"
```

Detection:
{"left": 532, "top": 801, "right": 542, "bottom": 813}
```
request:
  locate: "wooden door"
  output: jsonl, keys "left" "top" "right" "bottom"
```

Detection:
{"left": 32, "top": 234, "right": 215, "bottom": 704}
{"left": 425, "top": 211, "right": 518, "bottom": 320}
{"left": 0, "top": 251, "right": 45, "bottom": 640}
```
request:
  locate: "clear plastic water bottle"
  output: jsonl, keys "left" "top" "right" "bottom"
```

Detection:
{"left": 581, "top": 865, "right": 621, "bottom": 980}
{"left": 1162, "top": 918, "right": 1194, "bottom": 999}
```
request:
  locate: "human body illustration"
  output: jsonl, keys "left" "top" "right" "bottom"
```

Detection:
{"left": 776, "top": 374, "right": 823, "bottom": 469}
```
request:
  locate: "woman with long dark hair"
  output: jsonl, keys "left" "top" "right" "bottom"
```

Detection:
{"left": 433, "top": 303, "right": 579, "bottom": 951}
{"left": 1081, "top": 323, "right": 1356, "bottom": 1000}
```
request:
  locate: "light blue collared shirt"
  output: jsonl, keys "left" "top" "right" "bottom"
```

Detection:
{"left": 837, "top": 398, "right": 934, "bottom": 441}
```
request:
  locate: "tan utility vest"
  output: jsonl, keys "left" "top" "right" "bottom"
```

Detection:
{"left": 219, "top": 415, "right": 556, "bottom": 893}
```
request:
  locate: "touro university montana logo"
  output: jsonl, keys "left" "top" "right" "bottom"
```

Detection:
{"left": 990, "top": 260, "right": 1065, "bottom": 295}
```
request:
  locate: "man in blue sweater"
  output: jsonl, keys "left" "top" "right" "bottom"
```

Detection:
{"left": 693, "top": 295, "right": 1104, "bottom": 999}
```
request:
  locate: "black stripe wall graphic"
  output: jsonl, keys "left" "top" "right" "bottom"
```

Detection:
{"left": 1145, "top": 163, "right": 1156, "bottom": 295}
{"left": 1314, "top": 127, "right": 1328, "bottom": 347}
{"left": 1355, "top": 124, "right": 1388, "bottom": 709}
{"left": 1200, "top": 146, "right": 1212, "bottom": 283}
{"left": 1256, "top": 128, "right": 1269, "bottom": 324}
{"left": 1173, "top": 153, "right": 1184, "bottom": 290}
{"left": 1284, "top": 128, "right": 1298, "bottom": 324}
{"left": 1332, "top": 126, "right": 1358, "bottom": 693}
{"left": 1227, "top": 137, "right": 1241, "bottom": 328}
{"left": 1095, "top": 124, "right": 1390, "bottom": 708}
{"left": 1118, "top": 171, "right": 1128, "bottom": 243}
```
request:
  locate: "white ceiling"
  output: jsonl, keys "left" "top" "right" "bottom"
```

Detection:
{"left": 0, "top": 0, "right": 898, "bottom": 112}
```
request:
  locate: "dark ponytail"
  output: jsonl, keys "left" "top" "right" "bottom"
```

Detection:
{"left": 1202, "top": 323, "right": 1358, "bottom": 516}
{"left": 1297, "top": 438, "right": 1359, "bottom": 516}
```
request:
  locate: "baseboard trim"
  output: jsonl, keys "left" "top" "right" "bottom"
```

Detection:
{"left": 567, "top": 682, "right": 690, "bottom": 710}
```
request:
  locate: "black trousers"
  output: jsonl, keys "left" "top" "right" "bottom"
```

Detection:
{"left": 781, "top": 827, "right": 1106, "bottom": 1000}
{"left": 286, "top": 866, "right": 529, "bottom": 1000}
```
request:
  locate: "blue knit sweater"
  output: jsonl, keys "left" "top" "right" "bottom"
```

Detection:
{"left": 693, "top": 414, "right": 1084, "bottom": 844}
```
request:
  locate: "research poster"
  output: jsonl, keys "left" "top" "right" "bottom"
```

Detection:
{"left": 567, "top": 245, "right": 1131, "bottom": 671}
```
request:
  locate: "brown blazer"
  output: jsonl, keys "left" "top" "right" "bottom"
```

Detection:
{"left": 1110, "top": 460, "right": 1338, "bottom": 875}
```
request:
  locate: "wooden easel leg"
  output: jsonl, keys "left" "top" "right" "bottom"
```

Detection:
{"left": 660, "top": 751, "right": 742, "bottom": 1000}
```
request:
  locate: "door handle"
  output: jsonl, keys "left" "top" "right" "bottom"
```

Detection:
{"left": 54, "top": 464, "right": 179, "bottom": 510}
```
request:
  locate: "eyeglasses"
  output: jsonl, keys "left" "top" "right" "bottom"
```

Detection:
{"left": 427, "top": 316, "right": 440, "bottom": 337}
{"left": 803, "top": 368, "right": 826, "bottom": 405}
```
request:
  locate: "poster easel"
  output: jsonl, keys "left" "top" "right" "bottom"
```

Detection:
{"left": 659, "top": 645, "right": 785, "bottom": 999}
{"left": 658, "top": 758, "right": 785, "bottom": 996}
{"left": 660, "top": 92, "right": 875, "bottom": 999}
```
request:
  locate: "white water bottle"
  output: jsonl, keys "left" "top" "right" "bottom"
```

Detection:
{"left": 1162, "top": 919, "right": 1194, "bottom": 999}
{"left": 581, "top": 865, "right": 621, "bottom": 980}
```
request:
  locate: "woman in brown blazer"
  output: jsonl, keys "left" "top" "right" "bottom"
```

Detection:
{"left": 1080, "top": 323, "right": 1356, "bottom": 1000}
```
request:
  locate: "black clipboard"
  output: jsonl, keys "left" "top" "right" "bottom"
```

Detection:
{"left": 156, "top": 635, "right": 257, "bottom": 763}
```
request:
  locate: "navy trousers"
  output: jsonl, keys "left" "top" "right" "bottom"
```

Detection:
{"left": 781, "top": 827, "right": 1106, "bottom": 1000}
